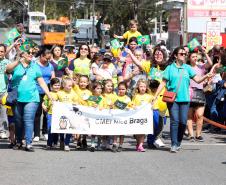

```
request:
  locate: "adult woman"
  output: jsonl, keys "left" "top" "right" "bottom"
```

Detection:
{"left": 187, "top": 50, "right": 212, "bottom": 142}
{"left": 50, "top": 45, "right": 67, "bottom": 78}
{"left": 34, "top": 49, "right": 55, "bottom": 142}
{"left": 69, "top": 44, "right": 91, "bottom": 76}
{"left": 153, "top": 46, "right": 212, "bottom": 153}
{"left": 6, "top": 51, "right": 51, "bottom": 152}
{"left": 124, "top": 48, "right": 147, "bottom": 97}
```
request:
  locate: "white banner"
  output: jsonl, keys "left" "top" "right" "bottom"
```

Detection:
{"left": 51, "top": 102, "right": 153, "bottom": 135}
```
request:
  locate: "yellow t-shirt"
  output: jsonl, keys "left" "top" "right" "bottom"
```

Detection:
{"left": 115, "top": 95, "right": 132, "bottom": 109}
{"left": 102, "top": 93, "right": 118, "bottom": 109}
{"left": 123, "top": 30, "right": 142, "bottom": 44}
{"left": 1, "top": 94, "right": 13, "bottom": 116}
{"left": 73, "top": 58, "right": 91, "bottom": 76}
{"left": 43, "top": 91, "right": 59, "bottom": 114}
{"left": 132, "top": 93, "right": 154, "bottom": 107}
{"left": 57, "top": 90, "right": 79, "bottom": 104}
{"left": 73, "top": 85, "right": 92, "bottom": 106}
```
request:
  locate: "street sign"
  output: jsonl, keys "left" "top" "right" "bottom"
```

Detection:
{"left": 206, "top": 21, "right": 222, "bottom": 51}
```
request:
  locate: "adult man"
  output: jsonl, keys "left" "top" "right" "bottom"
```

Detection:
{"left": 0, "top": 44, "right": 11, "bottom": 139}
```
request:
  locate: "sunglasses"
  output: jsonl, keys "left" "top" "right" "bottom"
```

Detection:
{"left": 80, "top": 47, "right": 88, "bottom": 51}
{"left": 178, "top": 53, "right": 187, "bottom": 56}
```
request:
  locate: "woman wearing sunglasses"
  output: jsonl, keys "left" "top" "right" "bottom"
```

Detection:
{"left": 68, "top": 44, "right": 91, "bottom": 76}
{"left": 153, "top": 46, "right": 213, "bottom": 153}
{"left": 6, "top": 51, "right": 52, "bottom": 152}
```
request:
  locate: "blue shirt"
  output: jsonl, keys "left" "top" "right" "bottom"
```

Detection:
{"left": 163, "top": 62, "right": 196, "bottom": 102}
{"left": 36, "top": 62, "right": 54, "bottom": 94}
{"left": 0, "top": 58, "right": 11, "bottom": 94}
{"left": 11, "top": 62, "right": 42, "bottom": 103}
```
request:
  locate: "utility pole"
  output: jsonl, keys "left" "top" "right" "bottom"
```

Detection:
{"left": 92, "top": 0, "right": 95, "bottom": 46}
{"left": 43, "top": 0, "right": 46, "bottom": 14}
{"left": 183, "top": 0, "right": 188, "bottom": 45}
{"left": 69, "top": 5, "right": 73, "bottom": 45}
{"left": 133, "top": 0, "right": 138, "bottom": 20}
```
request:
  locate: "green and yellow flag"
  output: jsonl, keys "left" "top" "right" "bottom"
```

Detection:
{"left": 88, "top": 96, "right": 102, "bottom": 104}
{"left": 4, "top": 28, "right": 21, "bottom": 46}
{"left": 187, "top": 38, "right": 200, "bottom": 52}
{"left": 111, "top": 39, "right": 121, "bottom": 49}
{"left": 20, "top": 38, "right": 37, "bottom": 52}
{"left": 137, "top": 35, "right": 151, "bottom": 45}
{"left": 57, "top": 58, "right": 69, "bottom": 70}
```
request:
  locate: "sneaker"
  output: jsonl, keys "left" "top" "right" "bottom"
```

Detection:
{"left": 153, "top": 138, "right": 165, "bottom": 148}
{"left": 0, "top": 132, "right": 8, "bottom": 139}
{"left": 43, "top": 134, "right": 48, "bottom": 141}
{"left": 33, "top": 136, "right": 40, "bottom": 142}
{"left": 195, "top": 136, "right": 204, "bottom": 142}
{"left": 170, "top": 145, "right": 178, "bottom": 153}
{"left": 117, "top": 146, "right": 123, "bottom": 152}
{"left": 8, "top": 143, "right": 15, "bottom": 149}
{"left": 90, "top": 146, "right": 95, "bottom": 152}
{"left": 176, "top": 145, "right": 181, "bottom": 151}
{"left": 13, "top": 143, "right": 23, "bottom": 150}
{"left": 46, "top": 145, "right": 52, "bottom": 150}
{"left": 60, "top": 141, "right": 65, "bottom": 150}
{"left": 25, "top": 144, "right": 34, "bottom": 152}
{"left": 137, "top": 145, "right": 146, "bottom": 152}
{"left": 76, "top": 141, "right": 82, "bottom": 149}
{"left": 189, "top": 136, "right": 195, "bottom": 142}
{"left": 64, "top": 145, "right": 70, "bottom": 151}
{"left": 112, "top": 144, "right": 117, "bottom": 153}
{"left": 82, "top": 139, "right": 87, "bottom": 149}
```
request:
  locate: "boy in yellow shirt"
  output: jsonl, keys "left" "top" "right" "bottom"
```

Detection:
{"left": 114, "top": 19, "right": 141, "bottom": 44}
{"left": 42, "top": 78, "right": 61, "bottom": 149}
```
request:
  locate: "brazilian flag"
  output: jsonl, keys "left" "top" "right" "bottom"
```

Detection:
{"left": 137, "top": 35, "right": 151, "bottom": 45}
{"left": 88, "top": 96, "right": 102, "bottom": 104}
{"left": 4, "top": 28, "right": 20, "bottom": 46}
{"left": 111, "top": 39, "right": 121, "bottom": 49}
{"left": 20, "top": 38, "right": 37, "bottom": 52}
{"left": 187, "top": 38, "right": 200, "bottom": 52}
{"left": 57, "top": 58, "right": 69, "bottom": 71}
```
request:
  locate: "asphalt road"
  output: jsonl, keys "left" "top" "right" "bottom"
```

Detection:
{"left": 0, "top": 125, "right": 226, "bottom": 185}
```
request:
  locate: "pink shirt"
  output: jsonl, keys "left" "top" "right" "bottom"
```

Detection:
{"left": 190, "top": 63, "right": 206, "bottom": 89}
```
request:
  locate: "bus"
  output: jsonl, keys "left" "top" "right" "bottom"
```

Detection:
{"left": 26, "top": 12, "right": 47, "bottom": 34}
{"left": 40, "top": 20, "right": 66, "bottom": 46}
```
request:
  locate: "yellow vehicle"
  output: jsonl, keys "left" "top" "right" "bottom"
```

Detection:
{"left": 40, "top": 20, "right": 66, "bottom": 46}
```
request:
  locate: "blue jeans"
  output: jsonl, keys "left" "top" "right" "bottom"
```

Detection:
{"left": 14, "top": 102, "right": 39, "bottom": 145}
{"left": 147, "top": 110, "right": 164, "bottom": 145}
{"left": 167, "top": 102, "right": 190, "bottom": 147}
{"left": 47, "top": 114, "right": 59, "bottom": 146}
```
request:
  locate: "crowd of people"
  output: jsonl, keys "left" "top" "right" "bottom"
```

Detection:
{"left": 0, "top": 20, "right": 226, "bottom": 153}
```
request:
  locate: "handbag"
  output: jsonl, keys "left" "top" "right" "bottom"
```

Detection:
{"left": 6, "top": 88, "right": 18, "bottom": 106}
{"left": 162, "top": 68, "right": 184, "bottom": 103}
{"left": 190, "top": 88, "right": 206, "bottom": 104}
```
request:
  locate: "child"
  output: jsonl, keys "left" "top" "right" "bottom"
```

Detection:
{"left": 147, "top": 79, "right": 165, "bottom": 149}
{"left": 42, "top": 78, "right": 61, "bottom": 149}
{"left": 132, "top": 79, "right": 154, "bottom": 152}
{"left": 0, "top": 95, "right": 15, "bottom": 148}
{"left": 114, "top": 19, "right": 141, "bottom": 44}
{"left": 90, "top": 53, "right": 102, "bottom": 81}
{"left": 73, "top": 75, "right": 92, "bottom": 149}
{"left": 57, "top": 76, "right": 79, "bottom": 151}
{"left": 112, "top": 82, "right": 132, "bottom": 152}
{"left": 102, "top": 79, "right": 117, "bottom": 149}
{"left": 89, "top": 81, "right": 104, "bottom": 152}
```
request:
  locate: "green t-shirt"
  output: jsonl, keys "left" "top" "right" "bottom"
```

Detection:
{"left": 11, "top": 62, "right": 42, "bottom": 102}
{"left": 163, "top": 62, "right": 196, "bottom": 102}
{"left": 73, "top": 58, "right": 91, "bottom": 76}
{"left": 0, "top": 58, "right": 11, "bottom": 94}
